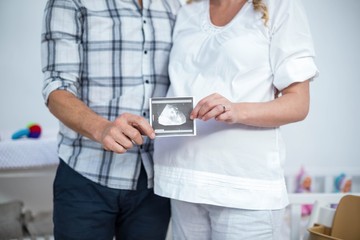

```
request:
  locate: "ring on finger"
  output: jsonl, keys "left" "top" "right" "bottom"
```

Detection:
{"left": 222, "top": 105, "right": 227, "bottom": 113}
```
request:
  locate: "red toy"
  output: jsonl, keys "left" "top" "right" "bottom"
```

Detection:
{"left": 11, "top": 123, "right": 42, "bottom": 139}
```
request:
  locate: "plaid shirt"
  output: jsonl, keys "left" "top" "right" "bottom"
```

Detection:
{"left": 41, "top": 0, "right": 182, "bottom": 189}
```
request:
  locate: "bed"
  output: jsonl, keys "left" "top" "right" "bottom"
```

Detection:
{"left": 0, "top": 136, "right": 58, "bottom": 173}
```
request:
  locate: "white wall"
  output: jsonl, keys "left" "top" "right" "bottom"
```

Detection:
{"left": 0, "top": 0, "right": 359, "bottom": 173}
{"left": 0, "top": 0, "right": 57, "bottom": 136}
{"left": 283, "top": 0, "right": 360, "bottom": 175}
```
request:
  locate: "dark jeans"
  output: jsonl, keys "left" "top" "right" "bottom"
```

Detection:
{"left": 53, "top": 160, "right": 170, "bottom": 240}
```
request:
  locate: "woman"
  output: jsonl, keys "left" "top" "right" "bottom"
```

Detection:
{"left": 154, "top": 0, "right": 318, "bottom": 239}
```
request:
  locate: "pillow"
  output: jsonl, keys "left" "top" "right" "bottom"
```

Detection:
{"left": 0, "top": 200, "right": 24, "bottom": 239}
{"left": 24, "top": 211, "right": 53, "bottom": 237}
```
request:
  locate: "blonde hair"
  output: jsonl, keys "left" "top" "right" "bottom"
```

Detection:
{"left": 186, "top": 0, "right": 269, "bottom": 25}
{"left": 252, "top": 0, "right": 269, "bottom": 25}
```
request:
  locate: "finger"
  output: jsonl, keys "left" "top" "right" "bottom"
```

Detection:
{"left": 120, "top": 124, "right": 144, "bottom": 145}
{"left": 191, "top": 95, "right": 217, "bottom": 119}
{"left": 215, "top": 107, "right": 235, "bottom": 123}
{"left": 120, "top": 113, "right": 155, "bottom": 140}
{"left": 197, "top": 100, "right": 223, "bottom": 119}
{"left": 114, "top": 132, "right": 135, "bottom": 149}
{"left": 130, "top": 118, "right": 155, "bottom": 140}
{"left": 192, "top": 100, "right": 212, "bottom": 119}
{"left": 193, "top": 94, "right": 225, "bottom": 119}
{"left": 201, "top": 104, "right": 225, "bottom": 121}
{"left": 191, "top": 101, "right": 204, "bottom": 119}
{"left": 215, "top": 111, "right": 230, "bottom": 122}
{"left": 105, "top": 124, "right": 135, "bottom": 149}
{"left": 102, "top": 136, "right": 128, "bottom": 154}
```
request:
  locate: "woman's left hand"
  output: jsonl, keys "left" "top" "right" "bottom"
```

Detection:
{"left": 190, "top": 93, "right": 236, "bottom": 123}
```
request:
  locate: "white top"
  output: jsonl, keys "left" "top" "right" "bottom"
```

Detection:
{"left": 154, "top": 0, "right": 318, "bottom": 210}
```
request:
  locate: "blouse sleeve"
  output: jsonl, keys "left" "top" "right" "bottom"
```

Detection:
{"left": 269, "top": 0, "right": 319, "bottom": 91}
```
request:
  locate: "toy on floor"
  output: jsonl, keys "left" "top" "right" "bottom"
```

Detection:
{"left": 11, "top": 123, "right": 42, "bottom": 140}
{"left": 296, "top": 167, "right": 313, "bottom": 216}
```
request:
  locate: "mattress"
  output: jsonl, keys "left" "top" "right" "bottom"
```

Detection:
{"left": 0, "top": 131, "right": 58, "bottom": 170}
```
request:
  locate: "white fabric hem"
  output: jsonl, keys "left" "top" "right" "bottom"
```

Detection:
{"left": 154, "top": 165, "right": 289, "bottom": 210}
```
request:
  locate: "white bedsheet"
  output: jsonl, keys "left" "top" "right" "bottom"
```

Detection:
{"left": 0, "top": 133, "right": 58, "bottom": 170}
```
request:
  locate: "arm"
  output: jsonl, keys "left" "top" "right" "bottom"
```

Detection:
{"left": 42, "top": 0, "right": 154, "bottom": 153}
{"left": 191, "top": 80, "right": 310, "bottom": 128}
{"left": 48, "top": 90, "right": 155, "bottom": 154}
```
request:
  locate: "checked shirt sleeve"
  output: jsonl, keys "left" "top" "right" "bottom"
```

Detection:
{"left": 41, "top": 0, "right": 83, "bottom": 104}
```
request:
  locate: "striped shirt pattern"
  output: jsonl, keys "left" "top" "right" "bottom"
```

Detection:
{"left": 41, "top": 0, "right": 182, "bottom": 189}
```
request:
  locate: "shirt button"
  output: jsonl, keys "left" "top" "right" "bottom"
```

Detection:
{"left": 144, "top": 50, "right": 147, "bottom": 54}
{"left": 143, "top": 112, "right": 146, "bottom": 117}
{"left": 143, "top": 20, "right": 146, "bottom": 24}
{"left": 145, "top": 80, "right": 149, "bottom": 84}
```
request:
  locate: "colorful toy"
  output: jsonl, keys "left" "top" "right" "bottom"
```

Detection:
{"left": 334, "top": 173, "right": 352, "bottom": 193}
{"left": 331, "top": 173, "right": 352, "bottom": 209}
{"left": 11, "top": 123, "right": 42, "bottom": 140}
{"left": 296, "top": 167, "right": 313, "bottom": 216}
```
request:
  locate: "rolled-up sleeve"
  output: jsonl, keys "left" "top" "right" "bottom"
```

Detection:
{"left": 41, "top": 0, "right": 82, "bottom": 104}
{"left": 270, "top": 0, "right": 319, "bottom": 91}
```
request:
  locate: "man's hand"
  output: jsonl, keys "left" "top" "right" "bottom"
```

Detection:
{"left": 100, "top": 113, "right": 155, "bottom": 154}
{"left": 48, "top": 90, "right": 155, "bottom": 154}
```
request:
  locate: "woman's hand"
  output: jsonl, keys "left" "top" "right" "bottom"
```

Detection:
{"left": 190, "top": 80, "right": 310, "bottom": 127}
{"left": 190, "top": 93, "right": 237, "bottom": 124}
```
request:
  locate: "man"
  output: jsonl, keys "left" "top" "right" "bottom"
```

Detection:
{"left": 41, "top": 0, "right": 183, "bottom": 239}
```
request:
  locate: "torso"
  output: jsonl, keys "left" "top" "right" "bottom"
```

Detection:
{"left": 154, "top": 0, "right": 288, "bottom": 210}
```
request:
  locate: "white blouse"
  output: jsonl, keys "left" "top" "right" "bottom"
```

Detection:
{"left": 154, "top": 0, "right": 318, "bottom": 210}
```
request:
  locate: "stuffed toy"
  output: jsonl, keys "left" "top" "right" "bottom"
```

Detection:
{"left": 296, "top": 167, "right": 313, "bottom": 216}
{"left": 334, "top": 173, "right": 352, "bottom": 193}
{"left": 11, "top": 123, "right": 41, "bottom": 140}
